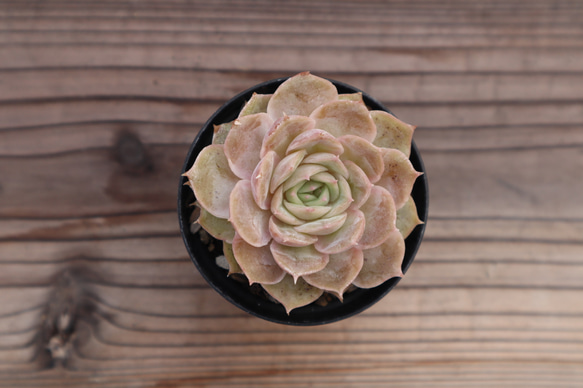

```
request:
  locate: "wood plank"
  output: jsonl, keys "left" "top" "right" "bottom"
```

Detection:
{"left": 0, "top": 145, "right": 188, "bottom": 218}
{"left": 0, "top": 211, "right": 179, "bottom": 240}
{"left": 417, "top": 240, "right": 583, "bottom": 262}
{"left": 4, "top": 16, "right": 583, "bottom": 38}
{"left": 2, "top": 363, "right": 583, "bottom": 387}
{"left": 1, "top": 1, "right": 583, "bottom": 25}
{"left": 0, "top": 99, "right": 215, "bottom": 130}
{"left": 0, "top": 237, "right": 188, "bottom": 262}
{"left": 2, "top": 45, "right": 583, "bottom": 72}
{"left": 3, "top": 70, "right": 583, "bottom": 104}
{"left": 423, "top": 146, "right": 583, "bottom": 219}
{"left": 2, "top": 29, "right": 583, "bottom": 48}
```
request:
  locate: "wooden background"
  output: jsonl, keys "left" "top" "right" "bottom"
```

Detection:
{"left": 1, "top": 0, "right": 583, "bottom": 386}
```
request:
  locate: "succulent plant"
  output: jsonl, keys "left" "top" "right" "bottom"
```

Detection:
{"left": 183, "top": 72, "right": 423, "bottom": 314}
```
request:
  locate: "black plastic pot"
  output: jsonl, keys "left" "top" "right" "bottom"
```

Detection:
{"left": 178, "top": 76, "right": 428, "bottom": 325}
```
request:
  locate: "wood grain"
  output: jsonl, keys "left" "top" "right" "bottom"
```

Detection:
{"left": 1, "top": 0, "right": 582, "bottom": 387}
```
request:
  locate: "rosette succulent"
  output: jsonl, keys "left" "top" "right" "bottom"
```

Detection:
{"left": 183, "top": 72, "right": 423, "bottom": 314}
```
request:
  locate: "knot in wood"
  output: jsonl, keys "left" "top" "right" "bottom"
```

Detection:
{"left": 114, "top": 130, "right": 152, "bottom": 173}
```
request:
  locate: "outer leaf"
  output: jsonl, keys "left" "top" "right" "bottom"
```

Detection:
{"left": 396, "top": 196, "right": 424, "bottom": 238}
{"left": 262, "top": 275, "right": 324, "bottom": 315}
{"left": 266, "top": 72, "right": 338, "bottom": 120}
{"left": 222, "top": 242, "right": 242, "bottom": 276}
{"left": 183, "top": 144, "right": 238, "bottom": 219}
{"left": 353, "top": 229, "right": 405, "bottom": 289}
{"left": 224, "top": 113, "right": 273, "bottom": 180}
{"left": 261, "top": 115, "right": 316, "bottom": 158}
{"left": 310, "top": 100, "right": 376, "bottom": 142}
{"left": 197, "top": 207, "right": 236, "bottom": 243}
{"left": 212, "top": 122, "right": 232, "bottom": 145}
{"left": 338, "top": 92, "right": 364, "bottom": 103}
{"left": 371, "top": 110, "right": 415, "bottom": 157}
{"left": 270, "top": 242, "right": 329, "bottom": 283}
{"left": 269, "top": 216, "right": 317, "bottom": 247}
{"left": 303, "top": 247, "right": 364, "bottom": 301}
{"left": 376, "top": 148, "right": 422, "bottom": 209}
{"left": 314, "top": 209, "right": 365, "bottom": 254}
{"left": 239, "top": 93, "right": 272, "bottom": 117}
{"left": 232, "top": 234, "right": 285, "bottom": 285}
{"left": 338, "top": 135, "right": 384, "bottom": 184}
{"left": 229, "top": 180, "right": 271, "bottom": 247}
{"left": 359, "top": 186, "right": 397, "bottom": 250}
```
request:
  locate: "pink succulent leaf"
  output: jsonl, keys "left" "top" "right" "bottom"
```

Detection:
{"left": 302, "top": 185, "right": 330, "bottom": 207}
{"left": 197, "top": 207, "right": 236, "bottom": 243}
{"left": 314, "top": 208, "right": 365, "bottom": 254}
{"left": 371, "top": 110, "right": 416, "bottom": 157}
{"left": 224, "top": 113, "right": 273, "bottom": 180}
{"left": 229, "top": 180, "right": 272, "bottom": 247}
{"left": 184, "top": 144, "right": 238, "bottom": 219}
{"left": 302, "top": 152, "right": 349, "bottom": 179}
{"left": 222, "top": 242, "right": 242, "bottom": 276}
{"left": 269, "top": 150, "right": 307, "bottom": 194}
{"left": 310, "top": 171, "right": 337, "bottom": 187}
{"left": 261, "top": 275, "right": 324, "bottom": 315}
{"left": 281, "top": 163, "right": 328, "bottom": 192}
{"left": 212, "top": 122, "right": 232, "bottom": 145}
{"left": 303, "top": 247, "right": 364, "bottom": 301}
{"left": 324, "top": 175, "right": 353, "bottom": 218}
{"left": 238, "top": 93, "right": 272, "bottom": 118}
{"left": 310, "top": 100, "right": 377, "bottom": 142}
{"left": 285, "top": 181, "right": 308, "bottom": 204}
{"left": 286, "top": 129, "right": 344, "bottom": 156}
{"left": 337, "top": 92, "right": 364, "bottom": 103}
{"left": 376, "top": 148, "right": 422, "bottom": 209}
{"left": 353, "top": 229, "right": 405, "bottom": 289}
{"left": 338, "top": 135, "right": 384, "bottom": 184}
{"left": 261, "top": 115, "right": 316, "bottom": 158}
{"left": 271, "top": 186, "right": 304, "bottom": 226}
{"left": 270, "top": 242, "right": 330, "bottom": 283}
{"left": 294, "top": 213, "right": 347, "bottom": 236}
{"left": 269, "top": 216, "right": 318, "bottom": 247}
{"left": 358, "top": 186, "right": 397, "bottom": 250}
{"left": 232, "top": 234, "right": 285, "bottom": 285}
{"left": 396, "top": 196, "right": 424, "bottom": 239}
{"left": 284, "top": 201, "right": 332, "bottom": 221}
{"left": 344, "top": 160, "right": 372, "bottom": 209}
{"left": 266, "top": 72, "right": 338, "bottom": 120}
{"left": 251, "top": 151, "right": 279, "bottom": 210}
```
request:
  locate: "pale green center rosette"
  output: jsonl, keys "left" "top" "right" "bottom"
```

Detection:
{"left": 184, "top": 72, "right": 423, "bottom": 314}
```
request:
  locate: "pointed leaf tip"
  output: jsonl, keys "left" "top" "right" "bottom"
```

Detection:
{"left": 262, "top": 275, "right": 324, "bottom": 314}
